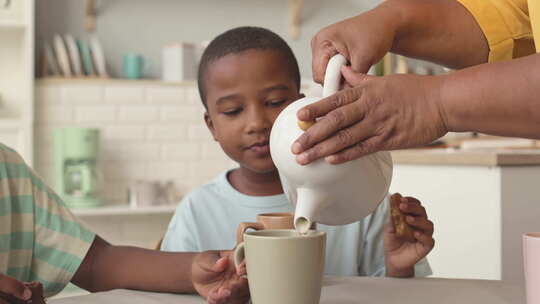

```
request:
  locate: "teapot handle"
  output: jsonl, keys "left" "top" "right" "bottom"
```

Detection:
{"left": 322, "top": 54, "right": 347, "bottom": 97}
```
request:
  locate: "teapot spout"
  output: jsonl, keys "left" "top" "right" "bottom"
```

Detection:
{"left": 294, "top": 188, "right": 327, "bottom": 233}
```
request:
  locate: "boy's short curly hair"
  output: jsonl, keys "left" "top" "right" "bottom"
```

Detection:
{"left": 197, "top": 26, "right": 301, "bottom": 108}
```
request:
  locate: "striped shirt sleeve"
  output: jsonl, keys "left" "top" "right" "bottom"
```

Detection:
{"left": 0, "top": 143, "right": 95, "bottom": 297}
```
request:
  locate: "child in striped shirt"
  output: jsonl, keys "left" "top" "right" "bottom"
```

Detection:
{"left": 0, "top": 143, "right": 248, "bottom": 304}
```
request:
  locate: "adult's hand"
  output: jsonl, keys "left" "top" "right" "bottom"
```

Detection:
{"left": 192, "top": 250, "right": 249, "bottom": 304}
{"left": 311, "top": 2, "right": 399, "bottom": 83}
{"left": 0, "top": 273, "right": 32, "bottom": 304}
{"left": 311, "top": 0, "right": 489, "bottom": 84}
{"left": 293, "top": 66, "right": 448, "bottom": 165}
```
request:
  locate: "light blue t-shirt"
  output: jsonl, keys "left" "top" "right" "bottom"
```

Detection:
{"left": 162, "top": 170, "right": 431, "bottom": 277}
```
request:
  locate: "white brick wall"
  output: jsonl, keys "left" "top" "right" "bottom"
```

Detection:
{"left": 34, "top": 79, "right": 319, "bottom": 205}
{"left": 34, "top": 80, "right": 234, "bottom": 205}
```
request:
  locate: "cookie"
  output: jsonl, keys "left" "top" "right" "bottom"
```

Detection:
{"left": 390, "top": 193, "right": 416, "bottom": 242}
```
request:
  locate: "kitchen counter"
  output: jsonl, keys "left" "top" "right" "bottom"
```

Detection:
{"left": 49, "top": 276, "right": 525, "bottom": 304}
{"left": 391, "top": 148, "right": 540, "bottom": 166}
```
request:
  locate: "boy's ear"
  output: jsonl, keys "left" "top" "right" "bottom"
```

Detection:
{"left": 204, "top": 112, "right": 218, "bottom": 141}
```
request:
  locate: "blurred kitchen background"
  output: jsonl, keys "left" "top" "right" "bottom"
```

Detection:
{"left": 1, "top": 0, "right": 539, "bottom": 298}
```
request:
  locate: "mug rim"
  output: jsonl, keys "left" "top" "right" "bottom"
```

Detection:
{"left": 244, "top": 229, "right": 325, "bottom": 240}
{"left": 257, "top": 212, "right": 293, "bottom": 218}
{"left": 524, "top": 232, "right": 540, "bottom": 238}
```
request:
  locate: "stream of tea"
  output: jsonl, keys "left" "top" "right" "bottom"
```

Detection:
{"left": 295, "top": 217, "right": 312, "bottom": 235}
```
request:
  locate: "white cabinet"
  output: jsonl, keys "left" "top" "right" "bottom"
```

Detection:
{"left": 390, "top": 149, "right": 540, "bottom": 284}
{"left": 0, "top": 0, "right": 34, "bottom": 164}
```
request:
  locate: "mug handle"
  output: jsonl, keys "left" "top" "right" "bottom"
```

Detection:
{"left": 233, "top": 242, "right": 245, "bottom": 270}
{"left": 236, "top": 222, "right": 264, "bottom": 243}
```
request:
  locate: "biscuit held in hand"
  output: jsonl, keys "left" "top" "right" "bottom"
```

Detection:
{"left": 390, "top": 193, "right": 416, "bottom": 242}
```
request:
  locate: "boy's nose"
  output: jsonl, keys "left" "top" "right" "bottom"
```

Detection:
{"left": 246, "top": 108, "right": 272, "bottom": 134}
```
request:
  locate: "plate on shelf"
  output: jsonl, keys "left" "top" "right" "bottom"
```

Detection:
{"left": 44, "top": 42, "right": 60, "bottom": 76}
{"left": 77, "top": 38, "right": 95, "bottom": 76}
{"left": 64, "top": 34, "right": 83, "bottom": 77}
{"left": 89, "top": 35, "right": 108, "bottom": 78}
{"left": 53, "top": 34, "right": 72, "bottom": 77}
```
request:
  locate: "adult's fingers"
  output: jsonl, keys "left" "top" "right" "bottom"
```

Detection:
{"left": 0, "top": 274, "right": 31, "bottom": 301}
{"left": 324, "top": 135, "right": 383, "bottom": 164}
{"left": 295, "top": 111, "right": 374, "bottom": 165}
{"left": 349, "top": 45, "right": 378, "bottom": 75}
{"left": 341, "top": 65, "right": 372, "bottom": 86}
{"left": 311, "top": 39, "right": 339, "bottom": 84}
{"left": 296, "top": 85, "right": 361, "bottom": 122}
{"left": 294, "top": 87, "right": 365, "bottom": 152}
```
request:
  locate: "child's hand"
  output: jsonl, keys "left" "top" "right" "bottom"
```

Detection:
{"left": 0, "top": 273, "right": 32, "bottom": 304}
{"left": 384, "top": 195, "right": 435, "bottom": 277}
{"left": 192, "top": 250, "right": 249, "bottom": 304}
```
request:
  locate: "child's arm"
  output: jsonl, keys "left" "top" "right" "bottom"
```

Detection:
{"left": 384, "top": 194, "right": 435, "bottom": 277}
{"left": 71, "top": 236, "right": 249, "bottom": 303}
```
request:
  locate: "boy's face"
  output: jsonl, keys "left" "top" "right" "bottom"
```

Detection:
{"left": 204, "top": 50, "right": 302, "bottom": 174}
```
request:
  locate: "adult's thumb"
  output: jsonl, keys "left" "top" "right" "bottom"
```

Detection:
{"left": 341, "top": 66, "right": 372, "bottom": 87}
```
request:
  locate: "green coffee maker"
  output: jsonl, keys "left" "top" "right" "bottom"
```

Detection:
{"left": 54, "top": 128, "right": 102, "bottom": 208}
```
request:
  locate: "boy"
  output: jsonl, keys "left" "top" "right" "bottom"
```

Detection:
{"left": 161, "top": 26, "right": 435, "bottom": 278}
{"left": 0, "top": 143, "right": 247, "bottom": 304}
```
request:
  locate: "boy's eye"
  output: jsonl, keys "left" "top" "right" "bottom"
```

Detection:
{"left": 223, "top": 108, "right": 242, "bottom": 116}
{"left": 267, "top": 99, "right": 287, "bottom": 107}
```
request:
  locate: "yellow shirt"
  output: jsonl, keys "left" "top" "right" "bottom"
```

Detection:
{"left": 457, "top": 0, "right": 538, "bottom": 62}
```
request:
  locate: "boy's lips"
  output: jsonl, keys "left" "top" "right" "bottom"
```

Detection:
{"left": 245, "top": 141, "right": 270, "bottom": 155}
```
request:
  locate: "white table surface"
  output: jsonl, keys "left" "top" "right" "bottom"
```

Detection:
{"left": 49, "top": 276, "right": 525, "bottom": 304}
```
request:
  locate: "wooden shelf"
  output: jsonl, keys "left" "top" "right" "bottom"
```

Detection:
{"left": 37, "top": 77, "right": 196, "bottom": 87}
{"left": 71, "top": 204, "right": 177, "bottom": 217}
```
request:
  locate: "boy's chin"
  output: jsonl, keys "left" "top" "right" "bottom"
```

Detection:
{"left": 242, "top": 163, "right": 278, "bottom": 174}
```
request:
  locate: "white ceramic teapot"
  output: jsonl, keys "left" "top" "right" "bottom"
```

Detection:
{"left": 269, "top": 54, "right": 393, "bottom": 232}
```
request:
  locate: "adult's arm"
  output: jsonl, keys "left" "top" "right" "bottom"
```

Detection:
{"left": 311, "top": 0, "right": 489, "bottom": 83}
{"left": 294, "top": 53, "right": 540, "bottom": 165}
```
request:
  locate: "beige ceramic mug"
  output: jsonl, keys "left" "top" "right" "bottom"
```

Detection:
{"left": 234, "top": 229, "right": 326, "bottom": 304}
{"left": 236, "top": 212, "right": 294, "bottom": 243}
